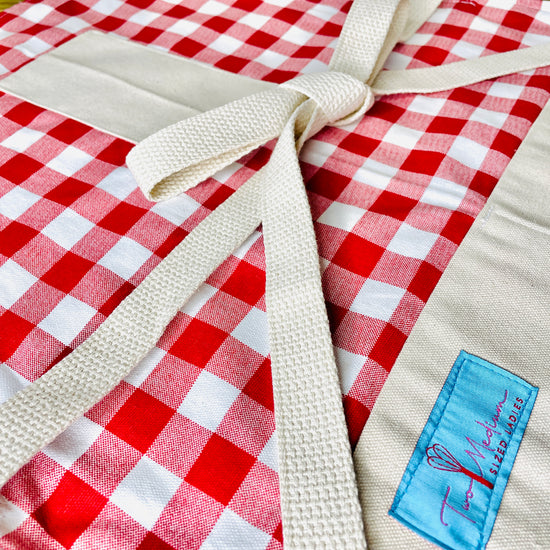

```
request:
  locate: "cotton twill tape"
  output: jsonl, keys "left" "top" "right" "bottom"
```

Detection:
{"left": 2, "top": 0, "right": 550, "bottom": 548}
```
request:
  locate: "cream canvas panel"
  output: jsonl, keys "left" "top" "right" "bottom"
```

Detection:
{"left": 354, "top": 96, "right": 550, "bottom": 548}
{"left": 0, "top": 31, "right": 274, "bottom": 142}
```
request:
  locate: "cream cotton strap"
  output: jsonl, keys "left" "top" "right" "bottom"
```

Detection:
{"left": 4, "top": 0, "right": 550, "bottom": 548}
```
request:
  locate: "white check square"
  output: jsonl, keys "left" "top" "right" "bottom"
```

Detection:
{"left": 42, "top": 209, "right": 94, "bottom": 250}
{"left": 240, "top": 13, "right": 269, "bottom": 29}
{"left": 38, "top": 295, "right": 96, "bottom": 345}
{"left": 421, "top": 177, "right": 467, "bottom": 210}
{"left": 488, "top": 81, "right": 524, "bottom": 100}
{"left": 318, "top": 202, "right": 365, "bottom": 231}
{"left": 0, "top": 186, "right": 40, "bottom": 220}
{"left": 0, "top": 259, "right": 37, "bottom": 309}
{"left": 198, "top": 0, "right": 227, "bottom": 15}
{"left": 111, "top": 456, "right": 181, "bottom": 530}
{"left": 255, "top": 50, "right": 287, "bottom": 69}
{"left": 407, "top": 96, "right": 446, "bottom": 116}
{"left": 450, "top": 41, "right": 485, "bottom": 60}
{"left": 47, "top": 146, "right": 93, "bottom": 177}
{"left": 308, "top": 4, "right": 338, "bottom": 20}
{"left": 231, "top": 308, "right": 269, "bottom": 356}
{"left": 354, "top": 158, "right": 398, "bottom": 190}
{"left": 350, "top": 279, "right": 406, "bottom": 322}
{"left": 387, "top": 223, "right": 439, "bottom": 260}
{"left": 43, "top": 417, "right": 102, "bottom": 469}
{"left": 178, "top": 370, "right": 239, "bottom": 432}
{"left": 0, "top": 496, "right": 27, "bottom": 537}
{"left": 447, "top": 136, "right": 488, "bottom": 170}
{"left": 258, "top": 433, "right": 278, "bottom": 472}
{"left": 128, "top": 10, "right": 159, "bottom": 25}
{"left": 21, "top": 3, "right": 54, "bottom": 23}
{"left": 125, "top": 347, "right": 166, "bottom": 388}
{"left": 14, "top": 37, "right": 51, "bottom": 57}
{"left": 0, "top": 364, "right": 29, "bottom": 405}
{"left": 334, "top": 346, "right": 366, "bottom": 394}
{"left": 469, "top": 15, "right": 501, "bottom": 34}
{"left": 470, "top": 108, "right": 508, "bottom": 129}
{"left": 57, "top": 17, "right": 90, "bottom": 33}
{"left": 300, "top": 139, "right": 337, "bottom": 167}
{"left": 167, "top": 19, "right": 200, "bottom": 36}
{"left": 181, "top": 284, "right": 217, "bottom": 318}
{"left": 384, "top": 51, "right": 412, "bottom": 70}
{"left": 99, "top": 237, "right": 152, "bottom": 280}
{"left": 93, "top": 0, "right": 123, "bottom": 16}
{"left": 281, "top": 26, "right": 314, "bottom": 45}
{"left": 1, "top": 128, "right": 44, "bottom": 153}
{"left": 405, "top": 33, "right": 432, "bottom": 46}
{"left": 201, "top": 509, "right": 271, "bottom": 550}
{"left": 96, "top": 167, "right": 137, "bottom": 200}
{"left": 209, "top": 35, "right": 242, "bottom": 55}
{"left": 384, "top": 124, "right": 423, "bottom": 150}
{"left": 233, "top": 231, "right": 262, "bottom": 260}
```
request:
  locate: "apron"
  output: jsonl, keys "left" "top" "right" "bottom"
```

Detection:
{"left": 0, "top": 0, "right": 549, "bottom": 548}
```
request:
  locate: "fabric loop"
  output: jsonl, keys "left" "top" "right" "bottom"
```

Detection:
{"left": 127, "top": 86, "right": 303, "bottom": 201}
{"left": 281, "top": 71, "right": 374, "bottom": 127}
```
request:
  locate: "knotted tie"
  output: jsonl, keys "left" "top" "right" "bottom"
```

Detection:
{"left": 3, "top": 0, "right": 550, "bottom": 547}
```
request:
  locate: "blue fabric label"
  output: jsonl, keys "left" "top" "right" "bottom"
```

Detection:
{"left": 389, "top": 351, "right": 538, "bottom": 550}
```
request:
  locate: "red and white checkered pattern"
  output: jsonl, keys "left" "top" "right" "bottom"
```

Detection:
{"left": 1, "top": 0, "right": 550, "bottom": 548}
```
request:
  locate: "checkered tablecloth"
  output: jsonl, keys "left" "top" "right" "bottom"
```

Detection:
{"left": 1, "top": 0, "right": 550, "bottom": 548}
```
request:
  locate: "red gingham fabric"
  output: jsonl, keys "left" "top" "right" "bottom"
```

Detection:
{"left": 1, "top": 0, "right": 550, "bottom": 548}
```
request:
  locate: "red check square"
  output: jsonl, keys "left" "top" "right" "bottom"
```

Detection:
{"left": 44, "top": 178, "right": 93, "bottom": 207}
{"left": 440, "top": 210, "right": 474, "bottom": 245}
{"left": 370, "top": 191, "right": 417, "bottom": 221}
{"left": 202, "top": 184, "right": 233, "bottom": 211}
{"left": 33, "top": 472, "right": 108, "bottom": 549}
{"left": 96, "top": 140, "right": 134, "bottom": 165}
{"left": 400, "top": 150, "right": 445, "bottom": 176}
{"left": 4, "top": 103, "right": 43, "bottom": 126}
{"left": 501, "top": 11, "right": 533, "bottom": 32}
{"left": 169, "top": 319, "right": 228, "bottom": 368}
{"left": 467, "top": 171, "right": 498, "bottom": 198}
{"left": 0, "top": 221, "right": 39, "bottom": 257}
{"left": 0, "top": 154, "right": 42, "bottom": 185}
{"left": 172, "top": 38, "right": 204, "bottom": 58}
{"left": 0, "top": 310, "right": 34, "bottom": 362}
{"left": 106, "top": 388, "right": 175, "bottom": 453}
{"left": 487, "top": 35, "right": 521, "bottom": 53}
{"left": 137, "top": 532, "right": 175, "bottom": 550}
{"left": 331, "top": 233, "right": 385, "bottom": 278}
{"left": 41, "top": 251, "right": 94, "bottom": 293}
{"left": 415, "top": 45, "right": 448, "bottom": 66}
{"left": 369, "top": 323, "right": 407, "bottom": 372}
{"left": 165, "top": 5, "right": 193, "bottom": 19}
{"left": 407, "top": 261, "right": 442, "bottom": 303}
{"left": 99, "top": 281, "right": 135, "bottom": 317}
{"left": 48, "top": 119, "right": 90, "bottom": 144}
{"left": 242, "top": 359, "right": 274, "bottom": 412}
{"left": 343, "top": 395, "right": 370, "bottom": 448}
{"left": 248, "top": 30, "right": 278, "bottom": 49}
{"left": 340, "top": 134, "right": 379, "bottom": 158}
{"left": 221, "top": 261, "right": 265, "bottom": 306}
{"left": 97, "top": 202, "right": 148, "bottom": 235}
{"left": 307, "top": 168, "right": 351, "bottom": 201}
{"left": 426, "top": 116, "right": 467, "bottom": 135}
{"left": 55, "top": 0, "right": 89, "bottom": 16}
{"left": 185, "top": 433, "right": 255, "bottom": 505}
